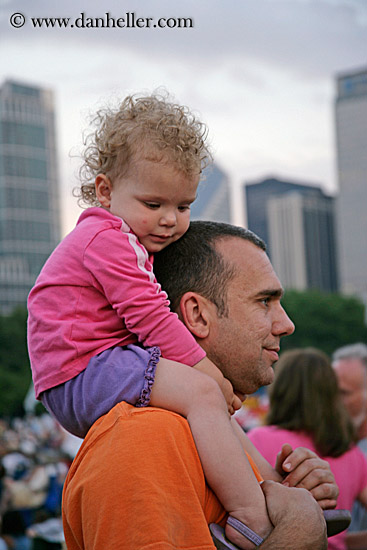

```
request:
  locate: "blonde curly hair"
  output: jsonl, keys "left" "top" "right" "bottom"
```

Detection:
{"left": 74, "top": 92, "right": 212, "bottom": 206}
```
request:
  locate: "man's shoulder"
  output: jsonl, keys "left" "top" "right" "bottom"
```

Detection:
{"left": 64, "top": 402, "right": 205, "bottom": 505}
{"left": 70, "top": 403, "right": 197, "bottom": 471}
{"left": 100, "top": 401, "right": 190, "bottom": 428}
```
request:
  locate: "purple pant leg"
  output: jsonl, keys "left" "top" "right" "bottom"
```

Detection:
{"left": 40, "top": 344, "right": 160, "bottom": 438}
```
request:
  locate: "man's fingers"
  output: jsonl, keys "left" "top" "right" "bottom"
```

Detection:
{"left": 313, "top": 498, "right": 338, "bottom": 511}
{"left": 277, "top": 447, "right": 339, "bottom": 506}
{"left": 309, "top": 485, "right": 338, "bottom": 510}
{"left": 280, "top": 446, "right": 317, "bottom": 473}
{"left": 282, "top": 457, "right": 335, "bottom": 489}
{"left": 275, "top": 443, "right": 293, "bottom": 475}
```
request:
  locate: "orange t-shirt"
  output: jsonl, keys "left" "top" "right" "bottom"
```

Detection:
{"left": 62, "top": 402, "right": 263, "bottom": 550}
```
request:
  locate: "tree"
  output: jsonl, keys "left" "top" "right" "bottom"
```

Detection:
{"left": 281, "top": 290, "right": 367, "bottom": 356}
{"left": 0, "top": 307, "right": 32, "bottom": 417}
{"left": 1, "top": 290, "right": 366, "bottom": 416}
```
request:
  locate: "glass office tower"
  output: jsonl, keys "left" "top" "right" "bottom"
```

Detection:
{"left": 191, "top": 163, "right": 232, "bottom": 223}
{"left": 244, "top": 178, "right": 338, "bottom": 292}
{"left": 0, "top": 80, "right": 61, "bottom": 313}
{"left": 335, "top": 67, "right": 367, "bottom": 299}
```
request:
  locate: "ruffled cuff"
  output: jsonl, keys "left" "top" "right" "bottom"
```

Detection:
{"left": 136, "top": 346, "right": 161, "bottom": 407}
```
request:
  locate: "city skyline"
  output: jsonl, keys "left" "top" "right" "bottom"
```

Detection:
{"left": 1, "top": 0, "right": 366, "bottom": 234}
{"left": 0, "top": 73, "right": 364, "bottom": 313}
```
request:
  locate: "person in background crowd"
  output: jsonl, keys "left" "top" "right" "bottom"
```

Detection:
{"left": 333, "top": 343, "right": 367, "bottom": 550}
{"left": 0, "top": 510, "right": 31, "bottom": 550}
{"left": 0, "top": 414, "right": 71, "bottom": 550}
{"left": 248, "top": 347, "right": 367, "bottom": 550}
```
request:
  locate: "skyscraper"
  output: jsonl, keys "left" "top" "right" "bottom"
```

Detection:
{"left": 334, "top": 67, "right": 367, "bottom": 298}
{"left": 0, "top": 80, "right": 61, "bottom": 314}
{"left": 244, "top": 178, "right": 338, "bottom": 292}
{"left": 267, "top": 191, "right": 338, "bottom": 292}
{"left": 190, "top": 163, "right": 232, "bottom": 223}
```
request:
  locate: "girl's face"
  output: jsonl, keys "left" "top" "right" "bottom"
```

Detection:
{"left": 95, "top": 157, "right": 199, "bottom": 253}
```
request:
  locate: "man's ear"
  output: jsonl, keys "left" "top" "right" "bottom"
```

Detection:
{"left": 179, "top": 292, "right": 214, "bottom": 340}
{"left": 95, "top": 174, "right": 112, "bottom": 207}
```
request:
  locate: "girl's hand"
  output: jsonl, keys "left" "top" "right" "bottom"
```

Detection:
{"left": 193, "top": 357, "right": 242, "bottom": 414}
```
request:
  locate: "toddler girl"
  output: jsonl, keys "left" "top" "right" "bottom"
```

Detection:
{"left": 27, "top": 93, "right": 272, "bottom": 548}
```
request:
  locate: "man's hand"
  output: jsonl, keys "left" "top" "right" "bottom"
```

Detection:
{"left": 193, "top": 357, "right": 242, "bottom": 414}
{"left": 275, "top": 444, "right": 338, "bottom": 509}
{"left": 260, "top": 480, "right": 327, "bottom": 549}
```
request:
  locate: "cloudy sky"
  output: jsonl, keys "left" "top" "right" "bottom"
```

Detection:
{"left": 1, "top": 0, "right": 366, "bottom": 234}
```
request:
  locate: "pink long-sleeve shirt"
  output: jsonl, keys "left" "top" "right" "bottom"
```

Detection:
{"left": 248, "top": 426, "right": 367, "bottom": 550}
{"left": 28, "top": 208, "right": 205, "bottom": 399}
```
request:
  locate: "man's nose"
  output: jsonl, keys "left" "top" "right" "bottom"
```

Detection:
{"left": 275, "top": 306, "right": 295, "bottom": 337}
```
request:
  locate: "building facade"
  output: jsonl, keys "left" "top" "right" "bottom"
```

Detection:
{"left": 244, "top": 178, "right": 338, "bottom": 292}
{"left": 190, "top": 163, "right": 232, "bottom": 223}
{"left": 334, "top": 67, "right": 367, "bottom": 299}
{"left": 0, "top": 80, "right": 61, "bottom": 314}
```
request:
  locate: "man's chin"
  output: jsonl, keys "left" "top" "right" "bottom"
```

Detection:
{"left": 263, "top": 366, "right": 275, "bottom": 386}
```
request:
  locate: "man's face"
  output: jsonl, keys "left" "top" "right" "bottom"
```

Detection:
{"left": 333, "top": 358, "right": 367, "bottom": 433}
{"left": 202, "top": 237, "right": 295, "bottom": 396}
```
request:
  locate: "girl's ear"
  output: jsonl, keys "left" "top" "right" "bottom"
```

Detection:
{"left": 178, "top": 292, "right": 213, "bottom": 340}
{"left": 95, "top": 174, "right": 112, "bottom": 207}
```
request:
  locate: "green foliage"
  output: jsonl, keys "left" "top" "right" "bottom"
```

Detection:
{"left": 281, "top": 290, "right": 367, "bottom": 356}
{"left": 0, "top": 307, "right": 32, "bottom": 417}
{"left": 0, "top": 292, "right": 366, "bottom": 416}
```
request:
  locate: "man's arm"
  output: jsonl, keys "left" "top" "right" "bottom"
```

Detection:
{"left": 63, "top": 405, "right": 330, "bottom": 550}
{"left": 259, "top": 481, "right": 327, "bottom": 550}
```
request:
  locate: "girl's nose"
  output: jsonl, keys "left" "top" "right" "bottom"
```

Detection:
{"left": 159, "top": 210, "right": 177, "bottom": 226}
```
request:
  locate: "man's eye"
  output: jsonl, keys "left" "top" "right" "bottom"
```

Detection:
{"left": 261, "top": 298, "right": 270, "bottom": 307}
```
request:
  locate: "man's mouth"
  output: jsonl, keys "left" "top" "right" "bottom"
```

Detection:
{"left": 264, "top": 347, "right": 280, "bottom": 362}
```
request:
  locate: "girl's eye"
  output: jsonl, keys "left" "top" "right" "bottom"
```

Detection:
{"left": 178, "top": 205, "right": 190, "bottom": 212}
{"left": 144, "top": 202, "right": 160, "bottom": 209}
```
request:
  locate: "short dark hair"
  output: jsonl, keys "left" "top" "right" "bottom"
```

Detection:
{"left": 154, "top": 220, "right": 266, "bottom": 316}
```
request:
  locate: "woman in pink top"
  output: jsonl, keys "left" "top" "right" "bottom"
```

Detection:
{"left": 28, "top": 92, "right": 275, "bottom": 548}
{"left": 248, "top": 348, "right": 367, "bottom": 550}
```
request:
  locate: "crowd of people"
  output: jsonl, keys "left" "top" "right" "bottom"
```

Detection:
{"left": 1, "top": 343, "right": 366, "bottom": 549}
{"left": 0, "top": 412, "right": 81, "bottom": 550}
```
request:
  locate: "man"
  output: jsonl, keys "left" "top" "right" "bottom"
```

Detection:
{"left": 62, "top": 221, "right": 336, "bottom": 549}
{"left": 333, "top": 343, "right": 367, "bottom": 549}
